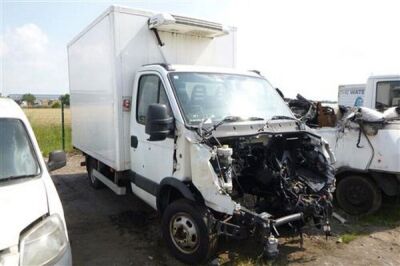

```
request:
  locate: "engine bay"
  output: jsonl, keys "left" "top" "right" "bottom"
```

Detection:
{"left": 207, "top": 130, "right": 335, "bottom": 234}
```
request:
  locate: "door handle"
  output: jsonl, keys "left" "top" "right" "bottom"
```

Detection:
{"left": 131, "top": 135, "right": 138, "bottom": 148}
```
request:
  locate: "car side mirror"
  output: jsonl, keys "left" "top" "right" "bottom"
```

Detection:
{"left": 47, "top": 150, "right": 67, "bottom": 172}
{"left": 145, "top": 103, "right": 174, "bottom": 141}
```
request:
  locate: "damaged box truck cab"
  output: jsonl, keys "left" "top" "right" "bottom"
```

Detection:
{"left": 315, "top": 76, "right": 400, "bottom": 215}
{"left": 68, "top": 6, "right": 335, "bottom": 263}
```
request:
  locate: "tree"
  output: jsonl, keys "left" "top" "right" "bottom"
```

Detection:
{"left": 59, "top": 94, "right": 70, "bottom": 106}
{"left": 22, "top": 93, "right": 36, "bottom": 106}
{"left": 52, "top": 102, "right": 61, "bottom": 108}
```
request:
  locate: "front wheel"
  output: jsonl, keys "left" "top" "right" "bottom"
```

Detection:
{"left": 336, "top": 175, "right": 382, "bottom": 215}
{"left": 161, "top": 199, "right": 217, "bottom": 264}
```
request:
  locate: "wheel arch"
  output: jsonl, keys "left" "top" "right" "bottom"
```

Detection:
{"left": 336, "top": 168, "right": 400, "bottom": 196}
{"left": 157, "top": 177, "right": 204, "bottom": 214}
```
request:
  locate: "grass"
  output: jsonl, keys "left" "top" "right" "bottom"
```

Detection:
{"left": 23, "top": 108, "right": 72, "bottom": 156}
{"left": 360, "top": 201, "right": 400, "bottom": 227}
{"left": 339, "top": 232, "right": 362, "bottom": 244}
{"left": 338, "top": 201, "right": 400, "bottom": 244}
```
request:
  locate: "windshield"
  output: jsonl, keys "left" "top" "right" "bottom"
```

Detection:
{"left": 0, "top": 119, "right": 40, "bottom": 181}
{"left": 169, "top": 72, "right": 294, "bottom": 125}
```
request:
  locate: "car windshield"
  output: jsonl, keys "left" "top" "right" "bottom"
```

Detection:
{"left": 0, "top": 119, "right": 40, "bottom": 181}
{"left": 169, "top": 72, "right": 294, "bottom": 125}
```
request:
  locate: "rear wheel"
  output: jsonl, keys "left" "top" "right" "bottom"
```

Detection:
{"left": 86, "top": 156, "right": 104, "bottom": 189}
{"left": 336, "top": 175, "right": 382, "bottom": 215}
{"left": 161, "top": 199, "right": 217, "bottom": 264}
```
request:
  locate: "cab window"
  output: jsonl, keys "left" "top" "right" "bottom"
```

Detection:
{"left": 376, "top": 81, "right": 400, "bottom": 110}
{"left": 136, "top": 75, "right": 172, "bottom": 125}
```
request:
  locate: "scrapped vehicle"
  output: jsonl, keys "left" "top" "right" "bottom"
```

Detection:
{"left": 317, "top": 107, "right": 400, "bottom": 215}
{"left": 68, "top": 6, "right": 335, "bottom": 264}
{"left": 0, "top": 98, "right": 71, "bottom": 265}
{"left": 287, "top": 76, "right": 400, "bottom": 215}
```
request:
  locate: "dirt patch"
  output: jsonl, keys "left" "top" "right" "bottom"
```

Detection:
{"left": 52, "top": 154, "right": 400, "bottom": 265}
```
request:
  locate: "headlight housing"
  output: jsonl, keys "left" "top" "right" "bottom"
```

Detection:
{"left": 19, "top": 214, "right": 68, "bottom": 266}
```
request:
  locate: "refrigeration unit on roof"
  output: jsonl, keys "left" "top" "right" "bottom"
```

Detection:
{"left": 148, "top": 13, "right": 228, "bottom": 38}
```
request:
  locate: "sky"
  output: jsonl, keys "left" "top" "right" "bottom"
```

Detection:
{"left": 0, "top": 0, "right": 399, "bottom": 100}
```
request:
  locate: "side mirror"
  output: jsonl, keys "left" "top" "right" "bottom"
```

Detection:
{"left": 47, "top": 150, "right": 67, "bottom": 172}
{"left": 145, "top": 104, "right": 174, "bottom": 141}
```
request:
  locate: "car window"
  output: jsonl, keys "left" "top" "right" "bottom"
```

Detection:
{"left": 0, "top": 119, "right": 40, "bottom": 181}
{"left": 136, "top": 74, "right": 172, "bottom": 125}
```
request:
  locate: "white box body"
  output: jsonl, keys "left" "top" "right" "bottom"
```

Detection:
{"left": 338, "top": 84, "right": 366, "bottom": 107}
{"left": 68, "top": 6, "right": 237, "bottom": 171}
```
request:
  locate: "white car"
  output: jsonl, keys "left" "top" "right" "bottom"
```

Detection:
{"left": 0, "top": 98, "right": 72, "bottom": 265}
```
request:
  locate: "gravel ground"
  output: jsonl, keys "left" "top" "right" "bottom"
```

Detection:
{"left": 52, "top": 154, "right": 400, "bottom": 265}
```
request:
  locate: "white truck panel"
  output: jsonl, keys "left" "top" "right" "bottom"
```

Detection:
{"left": 69, "top": 6, "right": 236, "bottom": 171}
{"left": 368, "top": 127, "right": 400, "bottom": 173}
{"left": 68, "top": 13, "right": 120, "bottom": 169}
{"left": 338, "top": 84, "right": 366, "bottom": 107}
{"left": 316, "top": 127, "right": 373, "bottom": 170}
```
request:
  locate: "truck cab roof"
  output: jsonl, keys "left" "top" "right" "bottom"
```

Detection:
{"left": 368, "top": 75, "right": 400, "bottom": 80}
{"left": 0, "top": 97, "right": 26, "bottom": 120}
{"left": 140, "top": 64, "right": 262, "bottom": 77}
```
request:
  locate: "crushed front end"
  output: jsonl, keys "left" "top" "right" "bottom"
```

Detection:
{"left": 189, "top": 126, "right": 336, "bottom": 258}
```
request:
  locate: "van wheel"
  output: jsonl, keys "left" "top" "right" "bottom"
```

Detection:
{"left": 86, "top": 157, "right": 103, "bottom": 189}
{"left": 336, "top": 175, "right": 382, "bottom": 215}
{"left": 161, "top": 199, "right": 217, "bottom": 264}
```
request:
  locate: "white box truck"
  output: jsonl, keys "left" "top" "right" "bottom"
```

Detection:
{"left": 69, "top": 6, "right": 336, "bottom": 263}
{"left": 338, "top": 75, "right": 400, "bottom": 109}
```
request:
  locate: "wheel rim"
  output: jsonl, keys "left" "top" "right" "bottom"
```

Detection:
{"left": 169, "top": 212, "right": 200, "bottom": 254}
{"left": 345, "top": 183, "right": 370, "bottom": 206}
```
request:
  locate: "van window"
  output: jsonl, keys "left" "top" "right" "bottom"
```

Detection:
{"left": 0, "top": 119, "right": 40, "bottom": 181}
{"left": 376, "top": 81, "right": 400, "bottom": 110}
{"left": 136, "top": 75, "right": 171, "bottom": 125}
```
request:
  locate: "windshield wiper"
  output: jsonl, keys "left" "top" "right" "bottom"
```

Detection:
{"left": 247, "top": 116, "right": 265, "bottom": 121}
{"left": 198, "top": 116, "right": 264, "bottom": 138}
{"left": 259, "top": 115, "right": 301, "bottom": 132}
{"left": 270, "top": 115, "right": 297, "bottom": 121}
{"left": 0, "top": 174, "right": 38, "bottom": 182}
{"left": 214, "top": 116, "right": 264, "bottom": 128}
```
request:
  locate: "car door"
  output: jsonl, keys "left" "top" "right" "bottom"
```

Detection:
{"left": 130, "top": 72, "right": 175, "bottom": 195}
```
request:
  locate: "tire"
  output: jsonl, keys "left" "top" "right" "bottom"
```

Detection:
{"left": 161, "top": 199, "right": 217, "bottom": 264}
{"left": 336, "top": 175, "right": 382, "bottom": 215}
{"left": 86, "top": 157, "right": 104, "bottom": 189}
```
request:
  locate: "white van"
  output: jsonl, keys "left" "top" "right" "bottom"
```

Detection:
{"left": 0, "top": 98, "right": 71, "bottom": 265}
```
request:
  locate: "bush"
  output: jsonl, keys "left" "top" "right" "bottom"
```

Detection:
{"left": 52, "top": 102, "right": 61, "bottom": 108}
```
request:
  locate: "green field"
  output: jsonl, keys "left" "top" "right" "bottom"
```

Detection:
{"left": 23, "top": 108, "right": 72, "bottom": 156}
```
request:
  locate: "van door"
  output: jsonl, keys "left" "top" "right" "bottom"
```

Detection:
{"left": 130, "top": 72, "right": 175, "bottom": 205}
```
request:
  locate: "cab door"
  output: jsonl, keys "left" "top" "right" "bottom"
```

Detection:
{"left": 130, "top": 72, "right": 175, "bottom": 201}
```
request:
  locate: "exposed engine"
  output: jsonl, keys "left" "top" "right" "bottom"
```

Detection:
{"left": 208, "top": 131, "right": 335, "bottom": 233}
